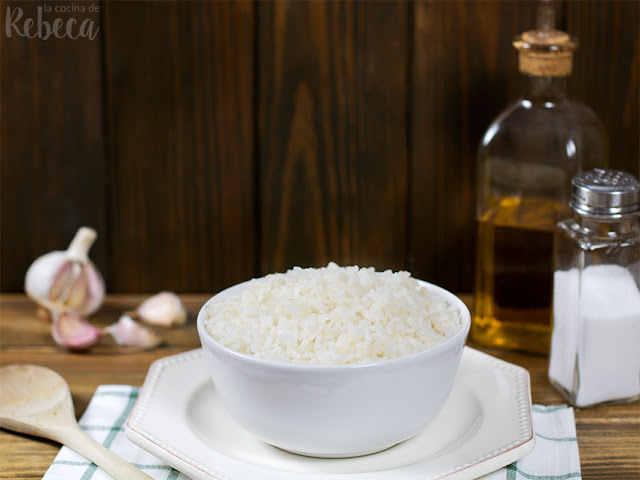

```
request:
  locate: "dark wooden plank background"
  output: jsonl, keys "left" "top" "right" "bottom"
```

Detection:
{"left": 1, "top": 0, "right": 638, "bottom": 294}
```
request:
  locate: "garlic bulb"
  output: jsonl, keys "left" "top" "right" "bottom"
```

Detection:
{"left": 25, "top": 227, "right": 105, "bottom": 316}
{"left": 106, "top": 315, "right": 163, "bottom": 349}
{"left": 51, "top": 311, "right": 103, "bottom": 351}
{"left": 133, "top": 292, "right": 187, "bottom": 327}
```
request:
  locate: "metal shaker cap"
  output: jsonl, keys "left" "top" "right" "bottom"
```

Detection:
{"left": 570, "top": 169, "right": 640, "bottom": 218}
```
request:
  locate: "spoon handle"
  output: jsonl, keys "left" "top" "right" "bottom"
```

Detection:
{"left": 56, "top": 424, "right": 154, "bottom": 480}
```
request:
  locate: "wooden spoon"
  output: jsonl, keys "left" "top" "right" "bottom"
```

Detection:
{"left": 0, "top": 364, "right": 153, "bottom": 480}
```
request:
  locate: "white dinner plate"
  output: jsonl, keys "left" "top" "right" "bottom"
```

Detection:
{"left": 126, "top": 347, "right": 534, "bottom": 480}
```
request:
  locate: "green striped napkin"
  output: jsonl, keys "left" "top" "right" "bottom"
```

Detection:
{"left": 42, "top": 385, "right": 188, "bottom": 480}
{"left": 479, "top": 405, "right": 581, "bottom": 480}
{"left": 42, "top": 386, "right": 581, "bottom": 480}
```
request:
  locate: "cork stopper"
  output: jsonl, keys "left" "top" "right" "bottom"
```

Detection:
{"left": 512, "top": 1, "right": 577, "bottom": 77}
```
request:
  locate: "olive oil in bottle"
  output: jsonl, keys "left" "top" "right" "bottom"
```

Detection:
{"left": 474, "top": 197, "right": 562, "bottom": 353}
{"left": 471, "top": 1, "right": 607, "bottom": 354}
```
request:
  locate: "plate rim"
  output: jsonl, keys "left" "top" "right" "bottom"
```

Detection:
{"left": 125, "top": 346, "right": 535, "bottom": 480}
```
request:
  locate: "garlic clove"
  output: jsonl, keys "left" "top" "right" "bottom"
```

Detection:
{"left": 134, "top": 291, "right": 187, "bottom": 327}
{"left": 64, "top": 264, "right": 105, "bottom": 315}
{"left": 51, "top": 311, "right": 103, "bottom": 351}
{"left": 25, "top": 227, "right": 105, "bottom": 316}
{"left": 106, "top": 315, "right": 163, "bottom": 349}
{"left": 79, "top": 263, "right": 105, "bottom": 316}
{"left": 48, "top": 261, "right": 75, "bottom": 302}
{"left": 64, "top": 265, "right": 89, "bottom": 310}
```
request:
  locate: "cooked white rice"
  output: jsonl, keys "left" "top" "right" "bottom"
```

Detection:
{"left": 204, "top": 263, "right": 462, "bottom": 365}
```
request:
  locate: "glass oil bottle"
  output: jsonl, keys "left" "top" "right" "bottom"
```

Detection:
{"left": 471, "top": 0, "right": 607, "bottom": 354}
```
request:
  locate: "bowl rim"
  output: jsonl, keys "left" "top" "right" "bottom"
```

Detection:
{"left": 196, "top": 278, "right": 471, "bottom": 372}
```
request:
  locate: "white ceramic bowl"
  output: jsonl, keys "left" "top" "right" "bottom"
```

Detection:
{"left": 196, "top": 280, "right": 471, "bottom": 458}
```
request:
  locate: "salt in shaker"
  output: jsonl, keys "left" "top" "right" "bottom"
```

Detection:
{"left": 549, "top": 168, "right": 640, "bottom": 407}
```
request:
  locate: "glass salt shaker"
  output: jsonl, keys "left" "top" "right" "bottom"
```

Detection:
{"left": 549, "top": 169, "right": 640, "bottom": 407}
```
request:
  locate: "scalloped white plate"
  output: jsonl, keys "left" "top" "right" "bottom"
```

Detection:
{"left": 126, "top": 347, "right": 534, "bottom": 480}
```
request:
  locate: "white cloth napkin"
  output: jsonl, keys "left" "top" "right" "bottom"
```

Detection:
{"left": 42, "top": 386, "right": 581, "bottom": 480}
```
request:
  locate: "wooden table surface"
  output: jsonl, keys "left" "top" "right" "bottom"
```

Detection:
{"left": 1, "top": 293, "right": 638, "bottom": 479}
